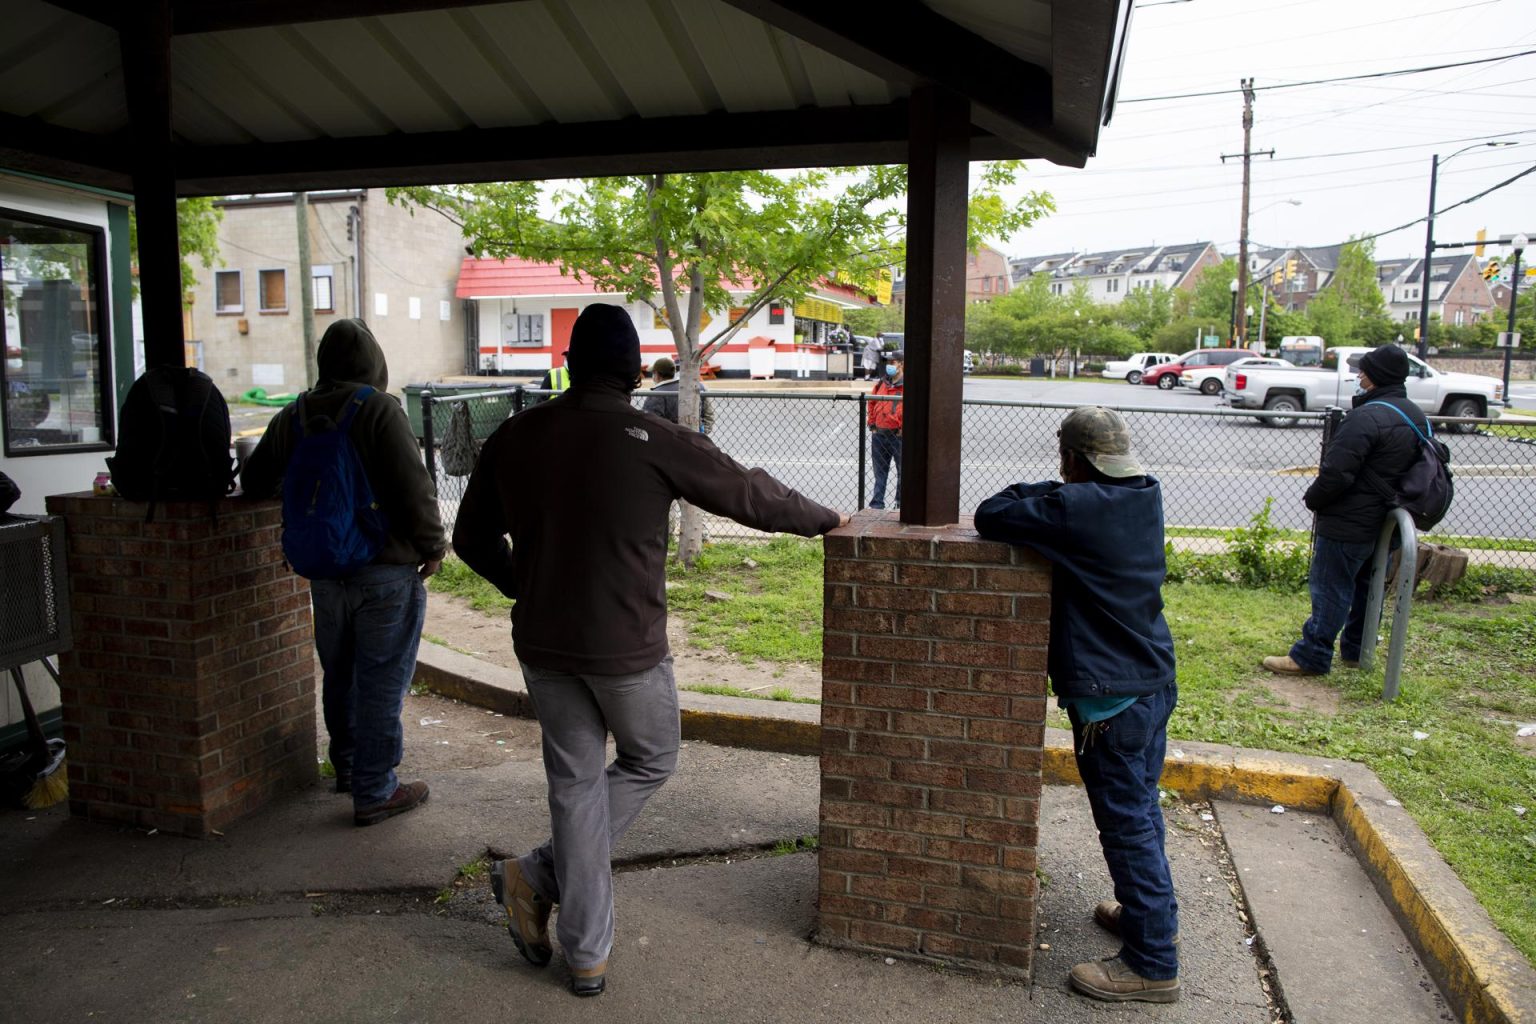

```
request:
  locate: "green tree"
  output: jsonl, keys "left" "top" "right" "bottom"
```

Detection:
{"left": 1187, "top": 258, "right": 1240, "bottom": 324}
{"left": 1113, "top": 281, "right": 1175, "bottom": 341}
{"left": 1328, "top": 238, "right": 1387, "bottom": 321}
{"left": 843, "top": 303, "right": 903, "bottom": 337}
{"left": 128, "top": 197, "right": 224, "bottom": 301}
{"left": 393, "top": 167, "right": 1050, "bottom": 562}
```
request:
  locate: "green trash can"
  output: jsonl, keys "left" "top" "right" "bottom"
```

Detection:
{"left": 403, "top": 382, "right": 520, "bottom": 441}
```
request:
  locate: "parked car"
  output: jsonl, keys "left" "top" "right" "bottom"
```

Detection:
{"left": 1142, "top": 348, "right": 1251, "bottom": 390}
{"left": 1223, "top": 346, "right": 1504, "bottom": 430}
{"left": 1181, "top": 356, "right": 1291, "bottom": 396}
{"left": 1101, "top": 351, "right": 1176, "bottom": 385}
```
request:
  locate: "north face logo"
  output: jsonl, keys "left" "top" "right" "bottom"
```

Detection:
{"left": 625, "top": 426, "right": 650, "bottom": 442}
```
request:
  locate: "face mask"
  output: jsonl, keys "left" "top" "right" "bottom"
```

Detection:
{"left": 1353, "top": 385, "right": 1368, "bottom": 396}
{"left": 885, "top": 364, "right": 899, "bottom": 378}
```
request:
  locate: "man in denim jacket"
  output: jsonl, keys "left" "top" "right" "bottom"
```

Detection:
{"left": 974, "top": 406, "right": 1180, "bottom": 1004}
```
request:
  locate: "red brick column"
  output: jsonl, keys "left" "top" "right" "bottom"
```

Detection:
{"left": 817, "top": 512, "right": 1050, "bottom": 978}
{"left": 43, "top": 493, "right": 316, "bottom": 836}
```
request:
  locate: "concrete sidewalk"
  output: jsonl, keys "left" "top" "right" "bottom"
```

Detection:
{"left": 0, "top": 687, "right": 1462, "bottom": 1024}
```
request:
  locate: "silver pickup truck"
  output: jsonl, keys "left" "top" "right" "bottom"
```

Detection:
{"left": 1222, "top": 345, "right": 1504, "bottom": 431}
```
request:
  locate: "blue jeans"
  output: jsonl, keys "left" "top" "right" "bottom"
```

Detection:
{"left": 517, "top": 657, "right": 680, "bottom": 969}
{"left": 1290, "top": 535, "right": 1377, "bottom": 674}
{"left": 870, "top": 431, "right": 901, "bottom": 509}
{"left": 311, "top": 563, "right": 428, "bottom": 808}
{"left": 1067, "top": 681, "right": 1180, "bottom": 981}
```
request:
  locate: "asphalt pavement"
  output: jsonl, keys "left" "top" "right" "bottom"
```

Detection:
{"left": 0, "top": 685, "right": 1459, "bottom": 1024}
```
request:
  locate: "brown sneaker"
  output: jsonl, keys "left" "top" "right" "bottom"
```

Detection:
{"left": 1070, "top": 956, "right": 1180, "bottom": 1003}
{"left": 1261, "top": 655, "right": 1321, "bottom": 676}
{"left": 569, "top": 961, "right": 607, "bottom": 997}
{"left": 491, "top": 859, "right": 552, "bottom": 967}
{"left": 353, "top": 781, "right": 429, "bottom": 826}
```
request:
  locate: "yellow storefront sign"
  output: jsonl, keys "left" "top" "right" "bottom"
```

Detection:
{"left": 796, "top": 297, "right": 843, "bottom": 324}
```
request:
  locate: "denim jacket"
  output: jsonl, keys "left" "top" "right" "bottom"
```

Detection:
{"left": 974, "top": 476, "right": 1176, "bottom": 699}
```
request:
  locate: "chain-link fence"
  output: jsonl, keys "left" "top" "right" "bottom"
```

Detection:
{"left": 418, "top": 386, "right": 1536, "bottom": 570}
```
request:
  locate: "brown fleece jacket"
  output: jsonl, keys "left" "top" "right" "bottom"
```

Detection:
{"left": 452, "top": 379, "right": 840, "bottom": 675}
{"left": 240, "top": 318, "right": 448, "bottom": 567}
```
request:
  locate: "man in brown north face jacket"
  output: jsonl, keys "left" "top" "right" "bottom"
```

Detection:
{"left": 453, "top": 303, "right": 844, "bottom": 996}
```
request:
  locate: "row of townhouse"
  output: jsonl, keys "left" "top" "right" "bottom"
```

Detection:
{"left": 1246, "top": 246, "right": 1496, "bottom": 327}
{"left": 1007, "top": 242, "right": 1223, "bottom": 303}
{"left": 188, "top": 191, "right": 874, "bottom": 394}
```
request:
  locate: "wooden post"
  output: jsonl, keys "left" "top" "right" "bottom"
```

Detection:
{"left": 120, "top": 0, "right": 183, "bottom": 369}
{"left": 902, "top": 85, "right": 969, "bottom": 526}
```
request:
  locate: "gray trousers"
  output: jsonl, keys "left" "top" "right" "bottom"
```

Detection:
{"left": 517, "top": 657, "right": 680, "bottom": 969}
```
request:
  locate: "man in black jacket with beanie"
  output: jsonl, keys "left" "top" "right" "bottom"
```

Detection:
{"left": 1264, "top": 344, "right": 1427, "bottom": 676}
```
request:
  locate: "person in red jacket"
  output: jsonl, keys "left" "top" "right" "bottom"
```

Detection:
{"left": 866, "top": 350, "right": 904, "bottom": 509}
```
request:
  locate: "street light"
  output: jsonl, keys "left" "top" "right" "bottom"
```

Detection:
{"left": 1504, "top": 233, "right": 1528, "bottom": 406}
{"left": 1229, "top": 278, "right": 1240, "bottom": 343}
{"left": 1417, "top": 140, "right": 1519, "bottom": 358}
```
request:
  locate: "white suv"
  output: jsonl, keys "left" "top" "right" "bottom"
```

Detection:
{"left": 1102, "top": 352, "right": 1176, "bottom": 385}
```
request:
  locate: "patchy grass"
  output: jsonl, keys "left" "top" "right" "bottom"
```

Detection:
{"left": 666, "top": 537, "right": 825, "bottom": 664}
{"left": 682, "top": 682, "right": 819, "bottom": 705}
{"left": 1164, "top": 582, "right": 1536, "bottom": 962}
{"left": 428, "top": 557, "right": 514, "bottom": 613}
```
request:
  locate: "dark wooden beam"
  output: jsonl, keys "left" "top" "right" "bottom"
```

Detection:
{"left": 121, "top": 0, "right": 184, "bottom": 368}
{"left": 172, "top": 103, "right": 1031, "bottom": 196}
{"left": 170, "top": 0, "right": 521, "bottom": 35}
{"left": 1050, "top": 0, "right": 1131, "bottom": 156}
{"left": 0, "top": 113, "right": 133, "bottom": 192}
{"left": 900, "top": 85, "right": 969, "bottom": 526}
{"left": 717, "top": 0, "right": 1087, "bottom": 166}
{"left": 40, "top": 0, "right": 124, "bottom": 29}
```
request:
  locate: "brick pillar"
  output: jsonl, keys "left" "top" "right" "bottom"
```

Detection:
{"left": 817, "top": 512, "right": 1050, "bottom": 978}
{"left": 44, "top": 493, "right": 316, "bottom": 836}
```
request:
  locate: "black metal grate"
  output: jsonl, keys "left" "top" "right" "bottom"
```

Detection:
{"left": 0, "top": 515, "right": 71, "bottom": 671}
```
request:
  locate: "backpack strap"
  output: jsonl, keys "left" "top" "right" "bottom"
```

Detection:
{"left": 141, "top": 369, "right": 182, "bottom": 523}
{"left": 336, "top": 386, "right": 375, "bottom": 433}
{"left": 1365, "top": 400, "right": 1432, "bottom": 443}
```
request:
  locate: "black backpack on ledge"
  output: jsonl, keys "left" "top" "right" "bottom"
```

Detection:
{"left": 108, "top": 366, "right": 236, "bottom": 520}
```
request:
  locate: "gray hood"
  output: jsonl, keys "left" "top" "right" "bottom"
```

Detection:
{"left": 317, "top": 318, "right": 388, "bottom": 391}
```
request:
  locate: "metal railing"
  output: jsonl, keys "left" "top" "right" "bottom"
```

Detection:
{"left": 416, "top": 385, "right": 1536, "bottom": 570}
{"left": 1360, "top": 508, "right": 1418, "bottom": 701}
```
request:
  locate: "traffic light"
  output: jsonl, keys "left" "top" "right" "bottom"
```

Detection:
{"left": 1484, "top": 259, "right": 1502, "bottom": 282}
{"left": 1475, "top": 228, "right": 1487, "bottom": 259}
{"left": 1284, "top": 258, "right": 1297, "bottom": 281}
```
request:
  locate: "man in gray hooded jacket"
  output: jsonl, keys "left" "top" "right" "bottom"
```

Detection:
{"left": 242, "top": 318, "right": 448, "bottom": 826}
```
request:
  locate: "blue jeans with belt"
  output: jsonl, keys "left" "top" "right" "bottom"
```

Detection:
{"left": 1289, "top": 534, "right": 1378, "bottom": 673}
{"left": 870, "top": 430, "right": 901, "bottom": 509}
{"left": 310, "top": 562, "right": 428, "bottom": 808}
{"left": 1067, "top": 681, "right": 1180, "bottom": 981}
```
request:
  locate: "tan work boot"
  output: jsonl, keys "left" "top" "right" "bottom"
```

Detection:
{"left": 1070, "top": 956, "right": 1181, "bottom": 1003}
{"left": 1093, "top": 899, "right": 1123, "bottom": 935}
{"left": 569, "top": 961, "right": 607, "bottom": 997}
{"left": 491, "top": 859, "right": 553, "bottom": 967}
{"left": 1261, "top": 655, "right": 1320, "bottom": 676}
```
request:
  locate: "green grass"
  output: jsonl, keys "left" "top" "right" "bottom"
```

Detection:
{"left": 665, "top": 537, "right": 826, "bottom": 664}
{"left": 1162, "top": 583, "right": 1536, "bottom": 962}
{"left": 682, "top": 682, "right": 819, "bottom": 705}
{"left": 1166, "top": 525, "right": 1536, "bottom": 555}
{"left": 428, "top": 557, "right": 514, "bottom": 612}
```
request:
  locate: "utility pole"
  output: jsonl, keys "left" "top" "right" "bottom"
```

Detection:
{"left": 296, "top": 191, "right": 317, "bottom": 386}
{"left": 1221, "top": 78, "right": 1273, "bottom": 346}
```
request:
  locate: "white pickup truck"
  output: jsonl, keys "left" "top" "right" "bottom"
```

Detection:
{"left": 1222, "top": 346, "right": 1504, "bottom": 431}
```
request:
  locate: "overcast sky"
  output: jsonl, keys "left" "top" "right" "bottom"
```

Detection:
{"left": 993, "top": 0, "right": 1536, "bottom": 264}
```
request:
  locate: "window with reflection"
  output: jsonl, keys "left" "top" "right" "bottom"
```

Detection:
{"left": 1, "top": 208, "right": 112, "bottom": 455}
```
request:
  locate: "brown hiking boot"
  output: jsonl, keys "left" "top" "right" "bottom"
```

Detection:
{"left": 353, "top": 781, "right": 429, "bottom": 826}
{"left": 1070, "top": 957, "right": 1181, "bottom": 1003}
{"left": 1093, "top": 900, "right": 1122, "bottom": 936}
{"left": 1261, "top": 655, "right": 1321, "bottom": 676}
{"left": 491, "top": 858, "right": 553, "bottom": 967}
{"left": 569, "top": 961, "right": 607, "bottom": 997}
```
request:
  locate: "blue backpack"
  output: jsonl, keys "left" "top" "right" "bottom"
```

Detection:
{"left": 281, "top": 386, "right": 390, "bottom": 580}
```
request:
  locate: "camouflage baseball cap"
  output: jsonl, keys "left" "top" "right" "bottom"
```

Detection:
{"left": 1058, "top": 406, "right": 1145, "bottom": 478}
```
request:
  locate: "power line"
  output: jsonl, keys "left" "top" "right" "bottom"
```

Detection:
{"left": 1120, "top": 48, "right": 1535, "bottom": 103}
{"left": 1335, "top": 164, "right": 1536, "bottom": 247}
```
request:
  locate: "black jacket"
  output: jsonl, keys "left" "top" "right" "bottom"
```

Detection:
{"left": 452, "top": 379, "right": 838, "bottom": 674}
{"left": 973, "top": 476, "right": 1176, "bottom": 700}
{"left": 642, "top": 379, "right": 715, "bottom": 435}
{"left": 1305, "top": 384, "right": 1428, "bottom": 543}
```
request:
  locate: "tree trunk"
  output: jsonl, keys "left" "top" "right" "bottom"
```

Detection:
{"left": 673, "top": 349, "right": 706, "bottom": 564}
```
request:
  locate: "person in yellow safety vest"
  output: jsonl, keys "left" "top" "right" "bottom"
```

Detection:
{"left": 531, "top": 361, "right": 572, "bottom": 405}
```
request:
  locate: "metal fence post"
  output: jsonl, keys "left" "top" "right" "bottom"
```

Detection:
{"left": 1359, "top": 508, "right": 1417, "bottom": 701}
{"left": 857, "top": 391, "right": 868, "bottom": 511}
{"left": 1311, "top": 405, "right": 1344, "bottom": 552}
{"left": 422, "top": 388, "right": 437, "bottom": 488}
{"left": 513, "top": 385, "right": 525, "bottom": 415}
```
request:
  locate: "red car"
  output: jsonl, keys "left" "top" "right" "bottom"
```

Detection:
{"left": 1141, "top": 348, "right": 1251, "bottom": 390}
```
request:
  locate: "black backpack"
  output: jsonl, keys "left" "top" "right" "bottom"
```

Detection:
{"left": 108, "top": 366, "right": 236, "bottom": 518}
{"left": 1361, "top": 401, "right": 1454, "bottom": 532}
